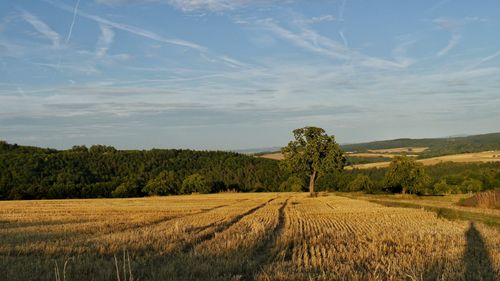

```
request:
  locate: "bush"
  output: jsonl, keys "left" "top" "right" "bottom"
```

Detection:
{"left": 112, "top": 179, "right": 143, "bottom": 198}
{"left": 181, "top": 174, "right": 210, "bottom": 194}
{"left": 461, "top": 178, "right": 482, "bottom": 193}
{"left": 348, "top": 175, "right": 373, "bottom": 192}
{"left": 384, "top": 156, "right": 430, "bottom": 194}
{"left": 279, "top": 176, "right": 304, "bottom": 192}
{"left": 433, "top": 179, "right": 451, "bottom": 195}
{"left": 142, "top": 171, "right": 179, "bottom": 196}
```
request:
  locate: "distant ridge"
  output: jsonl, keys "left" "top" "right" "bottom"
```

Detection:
{"left": 234, "top": 147, "right": 282, "bottom": 154}
{"left": 341, "top": 132, "right": 500, "bottom": 158}
{"left": 250, "top": 132, "right": 500, "bottom": 159}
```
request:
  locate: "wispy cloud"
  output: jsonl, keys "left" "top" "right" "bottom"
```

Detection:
{"left": 338, "top": 0, "right": 346, "bottom": 21}
{"left": 19, "top": 9, "right": 61, "bottom": 48}
{"left": 96, "top": 24, "right": 114, "bottom": 57}
{"left": 64, "top": 0, "right": 81, "bottom": 44}
{"left": 167, "top": 0, "right": 256, "bottom": 12}
{"left": 433, "top": 16, "right": 488, "bottom": 30}
{"left": 301, "top": 15, "right": 336, "bottom": 24}
{"left": 31, "top": 62, "right": 99, "bottom": 74}
{"left": 466, "top": 50, "right": 500, "bottom": 70}
{"left": 259, "top": 18, "right": 413, "bottom": 69}
{"left": 46, "top": 0, "right": 207, "bottom": 52}
{"left": 218, "top": 55, "right": 248, "bottom": 68}
{"left": 94, "top": 0, "right": 279, "bottom": 12}
{"left": 432, "top": 16, "right": 487, "bottom": 57}
{"left": 339, "top": 29, "right": 348, "bottom": 47}
{"left": 94, "top": 0, "right": 161, "bottom": 5}
{"left": 428, "top": 0, "right": 452, "bottom": 13}
{"left": 259, "top": 19, "right": 351, "bottom": 60}
{"left": 437, "top": 33, "right": 460, "bottom": 57}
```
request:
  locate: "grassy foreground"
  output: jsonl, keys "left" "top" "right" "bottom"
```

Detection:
{"left": 1, "top": 193, "right": 499, "bottom": 280}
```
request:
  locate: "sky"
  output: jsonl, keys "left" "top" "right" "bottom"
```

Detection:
{"left": 0, "top": 0, "right": 499, "bottom": 150}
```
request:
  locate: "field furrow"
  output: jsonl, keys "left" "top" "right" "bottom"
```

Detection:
{"left": 0, "top": 193, "right": 498, "bottom": 281}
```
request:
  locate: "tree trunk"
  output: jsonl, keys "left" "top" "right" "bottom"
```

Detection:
{"left": 309, "top": 170, "right": 317, "bottom": 196}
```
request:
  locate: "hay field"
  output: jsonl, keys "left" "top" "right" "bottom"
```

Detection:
{"left": 367, "top": 147, "right": 429, "bottom": 153}
{"left": 1, "top": 193, "right": 499, "bottom": 281}
{"left": 260, "top": 152, "right": 284, "bottom": 160}
{"left": 348, "top": 150, "right": 500, "bottom": 169}
{"left": 346, "top": 152, "right": 418, "bottom": 158}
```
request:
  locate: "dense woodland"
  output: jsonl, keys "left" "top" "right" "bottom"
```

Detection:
{"left": 0, "top": 140, "right": 499, "bottom": 200}
{"left": 0, "top": 141, "right": 284, "bottom": 200}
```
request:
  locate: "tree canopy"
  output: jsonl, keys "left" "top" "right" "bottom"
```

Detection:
{"left": 384, "top": 156, "right": 430, "bottom": 194}
{"left": 0, "top": 141, "right": 286, "bottom": 199}
{"left": 281, "top": 127, "right": 345, "bottom": 195}
{"left": 181, "top": 173, "right": 210, "bottom": 194}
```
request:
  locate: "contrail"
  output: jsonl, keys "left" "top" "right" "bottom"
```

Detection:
{"left": 58, "top": 0, "right": 79, "bottom": 71}
{"left": 65, "top": 0, "right": 80, "bottom": 44}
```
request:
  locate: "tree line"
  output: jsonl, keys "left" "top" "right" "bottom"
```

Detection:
{"left": 1, "top": 133, "right": 499, "bottom": 200}
{"left": 0, "top": 141, "right": 285, "bottom": 200}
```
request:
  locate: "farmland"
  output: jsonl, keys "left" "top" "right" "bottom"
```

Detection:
{"left": 348, "top": 150, "right": 500, "bottom": 170}
{"left": 261, "top": 150, "right": 500, "bottom": 169}
{"left": 1, "top": 193, "right": 498, "bottom": 280}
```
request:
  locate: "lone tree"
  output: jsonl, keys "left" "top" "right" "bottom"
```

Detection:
{"left": 384, "top": 156, "right": 430, "bottom": 194}
{"left": 281, "top": 127, "right": 345, "bottom": 195}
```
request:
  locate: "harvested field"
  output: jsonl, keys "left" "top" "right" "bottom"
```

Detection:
{"left": 0, "top": 193, "right": 499, "bottom": 280}
{"left": 367, "top": 146, "right": 429, "bottom": 153}
{"left": 347, "top": 152, "right": 418, "bottom": 158}
{"left": 260, "top": 152, "right": 284, "bottom": 160}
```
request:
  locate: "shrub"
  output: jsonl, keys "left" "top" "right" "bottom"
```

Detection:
{"left": 181, "top": 174, "right": 210, "bottom": 194}
{"left": 279, "top": 176, "right": 304, "bottom": 192}
{"left": 112, "top": 179, "right": 143, "bottom": 198}
{"left": 142, "top": 171, "right": 179, "bottom": 196}
{"left": 384, "top": 156, "right": 430, "bottom": 194}
{"left": 348, "top": 175, "right": 373, "bottom": 192}
{"left": 433, "top": 179, "right": 451, "bottom": 195}
{"left": 458, "top": 189, "right": 500, "bottom": 209}
{"left": 461, "top": 178, "right": 482, "bottom": 193}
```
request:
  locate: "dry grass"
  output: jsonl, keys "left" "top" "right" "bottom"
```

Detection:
{"left": 0, "top": 193, "right": 499, "bottom": 280}
{"left": 343, "top": 192, "right": 500, "bottom": 218}
{"left": 367, "top": 146, "right": 429, "bottom": 153}
{"left": 347, "top": 152, "right": 418, "bottom": 158}
{"left": 260, "top": 152, "right": 284, "bottom": 160}
{"left": 459, "top": 189, "right": 500, "bottom": 209}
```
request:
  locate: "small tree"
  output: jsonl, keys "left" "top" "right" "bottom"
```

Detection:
{"left": 461, "top": 178, "right": 482, "bottom": 193}
{"left": 112, "top": 178, "right": 143, "bottom": 198}
{"left": 281, "top": 127, "right": 345, "bottom": 196}
{"left": 348, "top": 174, "right": 373, "bottom": 192}
{"left": 142, "top": 171, "right": 179, "bottom": 196}
{"left": 433, "top": 179, "right": 451, "bottom": 195}
{"left": 384, "top": 156, "right": 430, "bottom": 194}
{"left": 181, "top": 173, "right": 210, "bottom": 194}
{"left": 279, "top": 176, "right": 304, "bottom": 192}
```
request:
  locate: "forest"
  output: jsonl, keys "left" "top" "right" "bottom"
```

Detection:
{"left": 0, "top": 140, "right": 499, "bottom": 200}
{"left": 0, "top": 141, "right": 284, "bottom": 199}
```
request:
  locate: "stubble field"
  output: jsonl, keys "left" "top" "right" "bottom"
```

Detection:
{"left": 0, "top": 193, "right": 498, "bottom": 281}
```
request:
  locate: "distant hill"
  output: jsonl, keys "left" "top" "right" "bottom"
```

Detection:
{"left": 341, "top": 132, "right": 500, "bottom": 158}
{"left": 259, "top": 132, "right": 500, "bottom": 164}
{"left": 234, "top": 147, "right": 282, "bottom": 155}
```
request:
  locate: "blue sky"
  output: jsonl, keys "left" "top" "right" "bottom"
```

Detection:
{"left": 0, "top": 0, "right": 499, "bottom": 150}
